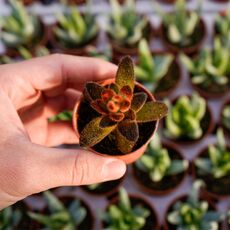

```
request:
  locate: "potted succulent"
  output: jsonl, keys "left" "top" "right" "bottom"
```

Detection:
{"left": 193, "top": 128, "right": 230, "bottom": 199}
{"left": 221, "top": 100, "right": 230, "bottom": 137}
{"left": 158, "top": 0, "right": 206, "bottom": 55}
{"left": 105, "top": 0, "right": 151, "bottom": 62}
{"left": 101, "top": 187, "right": 160, "bottom": 230}
{"left": 133, "top": 133, "right": 189, "bottom": 195}
{"left": 0, "top": 201, "right": 36, "bottom": 229}
{"left": 180, "top": 37, "right": 230, "bottom": 98}
{"left": 85, "top": 45, "right": 112, "bottom": 61}
{"left": 163, "top": 93, "right": 213, "bottom": 145}
{"left": 73, "top": 56, "right": 168, "bottom": 164}
{"left": 135, "top": 39, "right": 181, "bottom": 99}
{"left": 51, "top": 6, "right": 99, "bottom": 55}
{"left": 28, "top": 191, "right": 94, "bottom": 230}
{"left": 1, "top": 0, "right": 48, "bottom": 56}
{"left": 67, "top": 0, "right": 86, "bottom": 4}
{"left": 164, "top": 180, "right": 224, "bottom": 230}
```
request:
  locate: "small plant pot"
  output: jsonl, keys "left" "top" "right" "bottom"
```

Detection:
{"left": 81, "top": 174, "right": 125, "bottom": 197}
{"left": 192, "top": 147, "right": 230, "bottom": 200}
{"left": 211, "top": 0, "right": 229, "bottom": 2}
{"left": 50, "top": 23, "right": 99, "bottom": 56}
{"left": 220, "top": 99, "right": 230, "bottom": 139}
{"left": 73, "top": 79, "right": 159, "bottom": 164}
{"left": 163, "top": 194, "right": 219, "bottom": 230}
{"left": 102, "top": 193, "right": 160, "bottom": 230}
{"left": 35, "top": 195, "right": 95, "bottom": 230}
{"left": 159, "top": 17, "right": 207, "bottom": 56}
{"left": 67, "top": 0, "right": 86, "bottom": 4}
{"left": 163, "top": 94, "right": 214, "bottom": 146}
{"left": 108, "top": 20, "right": 153, "bottom": 64}
{"left": 133, "top": 142, "right": 188, "bottom": 196}
{"left": 5, "top": 0, "right": 35, "bottom": 5}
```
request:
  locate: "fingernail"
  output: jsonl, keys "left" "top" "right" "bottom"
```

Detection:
{"left": 102, "top": 159, "right": 126, "bottom": 181}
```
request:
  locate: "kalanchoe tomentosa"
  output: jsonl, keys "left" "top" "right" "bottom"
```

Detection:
{"left": 135, "top": 134, "right": 188, "bottom": 182}
{"left": 222, "top": 105, "right": 230, "bottom": 131}
{"left": 102, "top": 187, "right": 150, "bottom": 230}
{"left": 29, "top": 191, "right": 87, "bottom": 230}
{"left": 79, "top": 56, "right": 168, "bottom": 154}
{"left": 1, "top": 0, "right": 41, "bottom": 48}
{"left": 164, "top": 93, "right": 206, "bottom": 140}
{"left": 135, "top": 39, "right": 173, "bottom": 92}
{"left": 106, "top": 0, "right": 148, "bottom": 47}
{"left": 167, "top": 180, "right": 224, "bottom": 230}
{"left": 181, "top": 37, "right": 230, "bottom": 88}
{"left": 157, "top": 0, "right": 202, "bottom": 47}
{"left": 195, "top": 129, "right": 230, "bottom": 179}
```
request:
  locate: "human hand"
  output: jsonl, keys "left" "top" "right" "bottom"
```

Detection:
{"left": 0, "top": 54, "right": 126, "bottom": 210}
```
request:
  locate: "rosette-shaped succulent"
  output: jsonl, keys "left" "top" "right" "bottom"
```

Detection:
{"left": 79, "top": 56, "right": 168, "bottom": 154}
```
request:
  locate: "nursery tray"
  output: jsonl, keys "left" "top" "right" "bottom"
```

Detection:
{"left": 0, "top": 0, "right": 229, "bottom": 229}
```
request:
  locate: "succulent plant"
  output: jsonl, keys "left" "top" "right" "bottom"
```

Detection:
{"left": 157, "top": 0, "right": 202, "bottom": 47}
{"left": 0, "top": 206, "right": 23, "bottom": 229}
{"left": 86, "top": 46, "right": 112, "bottom": 61}
{"left": 79, "top": 56, "right": 168, "bottom": 154}
{"left": 135, "top": 134, "right": 188, "bottom": 182}
{"left": 135, "top": 39, "right": 173, "bottom": 92}
{"left": 106, "top": 0, "right": 148, "bottom": 47}
{"left": 195, "top": 129, "right": 230, "bottom": 179}
{"left": 167, "top": 180, "right": 224, "bottom": 230}
{"left": 28, "top": 191, "right": 87, "bottom": 230}
{"left": 164, "top": 93, "right": 206, "bottom": 140}
{"left": 102, "top": 187, "right": 150, "bottom": 230}
{"left": 222, "top": 105, "right": 230, "bottom": 131}
{"left": 48, "top": 110, "right": 73, "bottom": 122}
{"left": 180, "top": 37, "right": 230, "bottom": 88}
{"left": 1, "top": 0, "right": 41, "bottom": 48}
{"left": 54, "top": 5, "right": 98, "bottom": 48}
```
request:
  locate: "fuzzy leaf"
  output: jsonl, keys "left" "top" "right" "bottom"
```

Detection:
{"left": 80, "top": 116, "right": 117, "bottom": 147}
{"left": 120, "top": 85, "right": 133, "bottom": 100}
{"left": 125, "top": 109, "right": 136, "bottom": 120}
{"left": 136, "top": 101, "right": 168, "bottom": 122}
{"left": 109, "top": 112, "right": 125, "bottom": 122}
{"left": 84, "top": 82, "right": 104, "bottom": 102}
{"left": 90, "top": 99, "right": 107, "bottom": 115}
{"left": 131, "top": 92, "right": 147, "bottom": 112}
{"left": 115, "top": 56, "right": 135, "bottom": 92}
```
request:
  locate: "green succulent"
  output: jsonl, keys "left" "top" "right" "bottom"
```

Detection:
{"left": 86, "top": 46, "right": 112, "bottom": 61}
{"left": 29, "top": 191, "right": 87, "bottom": 230}
{"left": 195, "top": 129, "right": 230, "bottom": 179}
{"left": 135, "top": 133, "right": 188, "bottom": 182}
{"left": 1, "top": 0, "right": 41, "bottom": 48}
{"left": 167, "top": 180, "right": 224, "bottom": 230}
{"left": 102, "top": 188, "right": 150, "bottom": 230}
{"left": 135, "top": 39, "right": 173, "bottom": 92}
{"left": 164, "top": 93, "right": 206, "bottom": 140}
{"left": 222, "top": 105, "right": 230, "bottom": 131}
{"left": 87, "top": 183, "right": 101, "bottom": 190}
{"left": 181, "top": 37, "right": 230, "bottom": 88}
{"left": 106, "top": 0, "right": 148, "bottom": 47}
{"left": 54, "top": 6, "right": 98, "bottom": 48}
{"left": 48, "top": 110, "right": 73, "bottom": 122}
{"left": 157, "top": 0, "right": 202, "bottom": 47}
{"left": 0, "top": 206, "right": 23, "bottom": 230}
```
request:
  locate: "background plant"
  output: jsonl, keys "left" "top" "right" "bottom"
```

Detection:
{"left": 106, "top": 0, "right": 148, "bottom": 47}
{"left": 79, "top": 56, "right": 168, "bottom": 154}
{"left": 48, "top": 110, "right": 73, "bottom": 122}
{"left": 54, "top": 4, "right": 98, "bottom": 48}
{"left": 157, "top": 0, "right": 202, "bottom": 46}
{"left": 29, "top": 191, "right": 87, "bottom": 230}
{"left": 1, "top": 0, "right": 41, "bottom": 48}
{"left": 135, "top": 39, "right": 173, "bottom": 92}
{"left": 102, "top": 187, "right": 150, "bottom": 230}
{"left": 167, "top": 180, "right": 223, "bottom": 229}
{"left": 222, "top": 105, "right": 230, "bottom": 131}
{"left": 164, "top": 93, "right": 206, "bottom": 140}
{"left": 195, "top": 129, "right": 230, "bottom": 179}
{"left": 181, "top": 37, "right": 230, "bottom": 88}
{"left": 135, "top": 133, "right": 188, "bottom": 182}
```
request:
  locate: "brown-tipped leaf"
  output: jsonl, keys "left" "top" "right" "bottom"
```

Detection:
{"left": 115, "top": 120, "right": 139, "bottom": 154}
{"left": 80, "top": 116, "right": 117, "bottom": 147}
{"left": 109, "top": 112, "right": 125, "bottom": 122}
{"left": 125, "top": 109, "right": 136, "bottom": 120}
{"left": 115, "top": 56, "right": 135, "bottom": 91}
{"left": 109, "top": 83, "right": 119, "bottom": 93}
{"left": 90, "top": 99, "right": 107, "bottom": 115}
{"left": 136, "top": 101, "right": 168, "bottom": 122}
{"left": 84, "top": 82, "right": 104, "bottom": 102}
{"left": 131, "top": 92, "right": 147, "bottom": 112}
{"left": 120, "top": 86, "right": 133, "bottom": 100}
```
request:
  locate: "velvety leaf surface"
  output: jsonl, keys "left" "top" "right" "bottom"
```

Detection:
{"left": 125, "top": 109, "right": 136, "bottom": 120}
{"left": 115, "top": 56, "right": 135, "bottom": 91}
{"left": 120, "top": 85, "right": 133, "bottom": 100}
{"left": 136, "top": 101, "right": 168, "bottom": 122}
{"left": 84, "top": 82, "right": 104, "bottom": 101}
{"left": 90, "top": 99, "right": 107, "bottom": 114}
{"left": 109, "top": 113, "right": 125, "bottom": 122}
{"left": 131, "top": 92, "right": 147, "bottom": 112}
{"left": 80, "top": 116, "right": 117, "bottom": 147}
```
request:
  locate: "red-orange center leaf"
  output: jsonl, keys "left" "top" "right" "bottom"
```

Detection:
{"left": 120, "top": 85, "right": 133, "bottom": 100}
{"left": 107, "top": 101, "right": 120, "bottom": 113}
{"left": 109, "top": 113, "right": 125, "bottom": 122}
{"left": 120, "top": 99, "right": 131, "bottom": 113}
{"left": 101, "top": 89, "right": 115, "bottom": 101}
